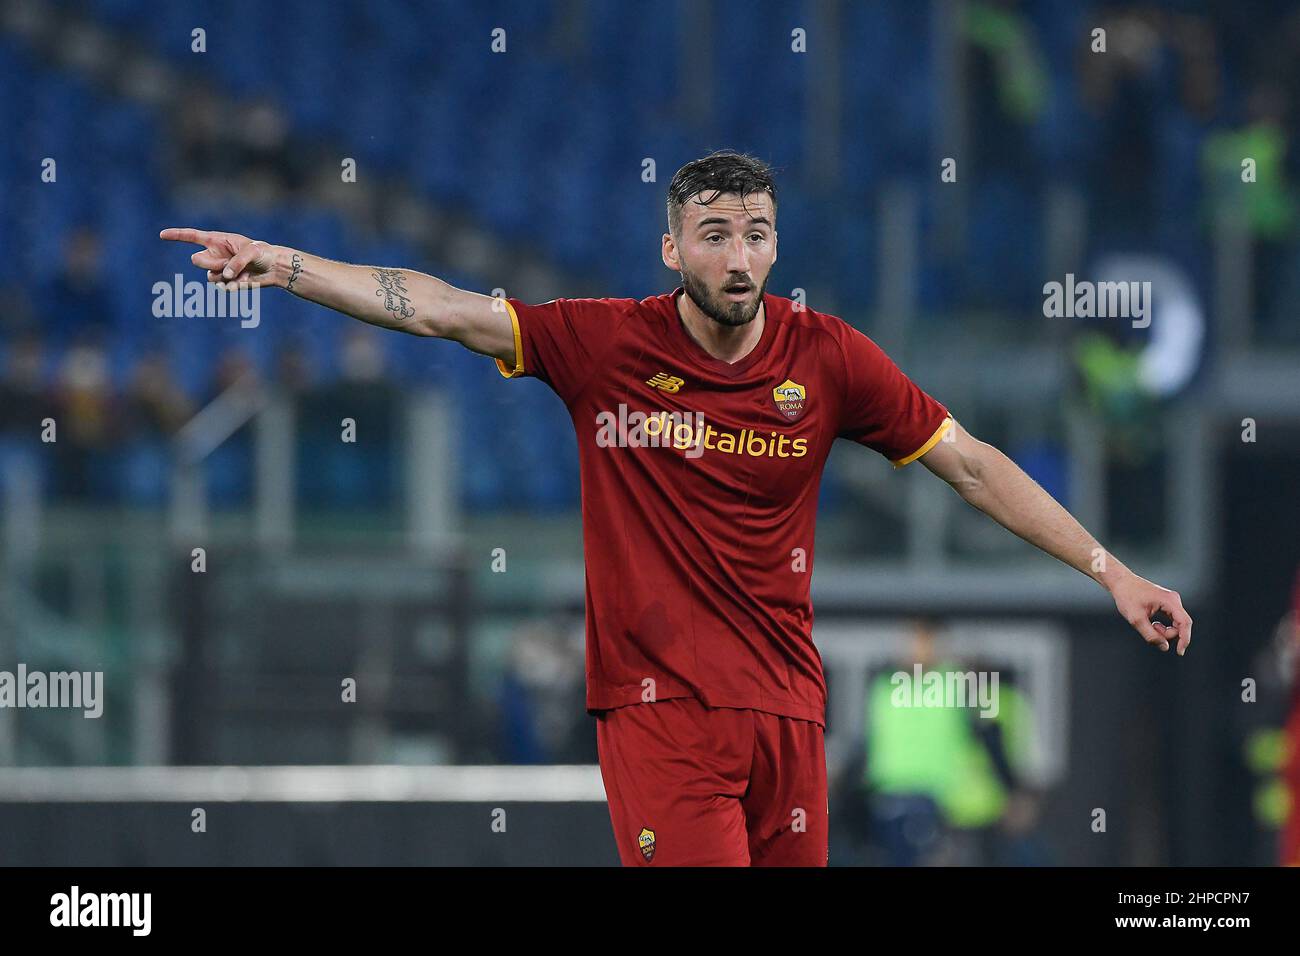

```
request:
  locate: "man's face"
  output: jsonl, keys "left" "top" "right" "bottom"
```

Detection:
{"left": 663, "top": 191, "right": 777, "bottom": 327}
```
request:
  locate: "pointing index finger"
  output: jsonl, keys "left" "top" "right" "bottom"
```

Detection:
{"left": 159, "top": 227, "right": 211, "bottom": 246}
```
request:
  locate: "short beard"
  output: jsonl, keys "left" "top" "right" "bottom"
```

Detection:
{"left": 680, "top": 268, "right": 767, "bottom": 328}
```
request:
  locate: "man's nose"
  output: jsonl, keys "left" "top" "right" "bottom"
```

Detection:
{"left": 725, "top": 236, "right": 751, "bottom": 271}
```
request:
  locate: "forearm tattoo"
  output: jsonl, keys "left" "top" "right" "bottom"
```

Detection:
{"left": 286, "top": 253, "right": 304, "bottom": 294}
{"left": 372, "top": 268, "right": 416, "bottom": 320}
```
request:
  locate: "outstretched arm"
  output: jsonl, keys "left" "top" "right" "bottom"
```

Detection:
{"left": 918, "top": 420, "right": 1193, "bottom": 655}
{"left": 159, "top": 228, "right": 517, "bottom": 365}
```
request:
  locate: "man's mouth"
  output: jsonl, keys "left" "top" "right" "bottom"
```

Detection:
{"left": 724, "top": 283, "right": 752, "bottom": 296}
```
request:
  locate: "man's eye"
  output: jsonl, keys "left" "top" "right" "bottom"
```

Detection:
{"left": 748, "top": 234, "right": 765, "bottom": 241}
{"left": 706, "top": 235, "right": 723, "bottom": 243}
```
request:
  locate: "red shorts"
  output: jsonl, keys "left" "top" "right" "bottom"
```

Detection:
{"left": 595, "top": 698, "right": 828, "bottom": 866}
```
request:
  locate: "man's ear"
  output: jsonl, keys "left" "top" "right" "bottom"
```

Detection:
{"left": 662, "top": 233, "right": 679, "bottom": 271}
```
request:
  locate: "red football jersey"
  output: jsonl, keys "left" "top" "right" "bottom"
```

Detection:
{"left": 496, "top": 288, "right": 951, "bottom": 726}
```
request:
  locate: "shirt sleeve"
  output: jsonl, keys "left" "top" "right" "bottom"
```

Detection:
{"left": 836, "top": 323, "right": 952, "bottom": 467}
{"left": 495, "top": 297, "right": 627, "bottom": 405}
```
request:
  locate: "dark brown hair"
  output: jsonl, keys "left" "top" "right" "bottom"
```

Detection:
{"left": 666, "top": 151, "right": 778, "bottom": 238}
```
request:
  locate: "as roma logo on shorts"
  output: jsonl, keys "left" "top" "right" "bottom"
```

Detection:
{"left": 637, "top": 826, "right": 656, "bottom": 862}
{"left": 772, "top": 378, "right": 807, "bottom": 420}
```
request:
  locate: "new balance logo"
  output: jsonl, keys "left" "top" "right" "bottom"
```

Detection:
{"left": 646, "top": 372, "right": 685, "bottom": 394}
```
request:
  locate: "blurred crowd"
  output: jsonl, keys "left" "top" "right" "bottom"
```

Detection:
{"left": 4, "top": 0, "right": 1300, "bottom": 508}
{"left": 0, "top": 224, "right": 402, "bottom": 507}
{"left": 961, "top": 0, "right": 1300, "bottom": 340}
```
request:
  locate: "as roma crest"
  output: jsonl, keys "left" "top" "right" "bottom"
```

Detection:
{"left": 637, "top": 826, "right": 656, "bottom": 862}
{"left": 772, "top": 378, "right": 807, "bottom": 420}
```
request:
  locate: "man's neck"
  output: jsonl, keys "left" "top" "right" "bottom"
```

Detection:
{"left": 677, "top": 290, "right": 765, "bottom": 365}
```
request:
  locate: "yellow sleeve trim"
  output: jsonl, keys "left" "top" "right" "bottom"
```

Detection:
{"left": 494, "top": 299, "right": 525, "bottom": 378}
{"left": 892, "top": 416, "right": 953, "bottom": 468}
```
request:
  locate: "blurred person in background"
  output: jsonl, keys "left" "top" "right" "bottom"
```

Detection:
{"left": 171, "top": 88, "right": 300, "bottom": 206}
{"left": 963, "top": 0, "right": 1048, "bottom": 182}
{"left": 208, "top": 345, "right": 260, "bottom": 401}
{"left": 274, "top": 337, "right": 316, "bottom": 397}
{"left": 0, "top": 329, "right": 48, "bottom": 438}
{"left": 0, "top": 284, "right": 37, "bottom": 338}
{"left": 847, "top": 620, "right": 1047, "bottom": 866}
{"left": 1079, "top": 7, "right": 1167, "bottom": 243}
{"left": 496, "top": 618, "right": 593, "bottom": 764}
{"left": 235, "top": 97, "right": 296, "bottom": 203}
{"left": 0, "top": 329, "right": 50, "bottom": 501}
{"left": 46, "top": 225, "right": 111, "bottom": 340}
{"left": 117, "top": 349, "right": 191, "bottom": 505}
{"left": 1202, "top": 81, "right": 1298, "bottom": 344}
{"left": 172, "top": 84, "right": 230, "bottom": 189}
{"left": 1279, "top": 567, "right": 1300, "bottom": 865}
{"left": 955, "top": 657, "right": 1048, "bottom": 866}
{"left": 1236, "top": 566, "right": 1300, "bottom": 864}
{"left": 50, "top": 335, "right": 117, "bottom": 501}
{"left": 123, "top": 349, "right": 193, "bottom": 439}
